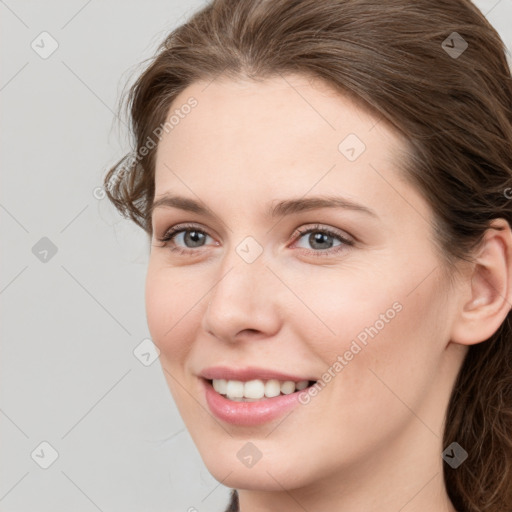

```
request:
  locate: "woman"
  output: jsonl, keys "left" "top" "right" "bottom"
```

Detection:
{"left": 104, "top": 0, "right": 512, "bottom": 510}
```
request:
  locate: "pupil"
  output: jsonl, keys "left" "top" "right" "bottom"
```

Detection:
{"left": 185, "top": 230, "right": 204, "bottom": 247}
{"left": 311, "top": 232, "right": 333, "bottom": 249}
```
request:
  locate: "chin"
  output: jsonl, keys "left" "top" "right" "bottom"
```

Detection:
{"left": 207, "top": 463, "right": 303, "bottom": 491}
{"left": 195, "top": 440, "right": 316, "bottom": 491}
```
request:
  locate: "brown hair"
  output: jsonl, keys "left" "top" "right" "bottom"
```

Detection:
{"left": 104, "top": 1, "right": 512, "bottom": 510}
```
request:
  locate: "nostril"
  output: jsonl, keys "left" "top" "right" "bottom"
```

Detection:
{"left": 239, "top": 328, "right": 261, "bottom": 337}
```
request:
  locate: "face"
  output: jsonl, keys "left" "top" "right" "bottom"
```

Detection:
{"left": 145, "top": 74, "right": 463, "bottom": 492}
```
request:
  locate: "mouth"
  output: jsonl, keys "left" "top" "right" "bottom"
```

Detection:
{"left": 207, "top": 378, "right": 317, "bottom": 402}
{"left": 201, "top": 376, "right": 318, "bottom": 426}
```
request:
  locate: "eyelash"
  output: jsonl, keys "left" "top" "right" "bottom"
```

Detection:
{"left": 155, "top": 222, "right": 354, "bottom": 257}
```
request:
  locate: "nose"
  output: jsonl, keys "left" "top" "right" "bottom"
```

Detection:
{"left": 201, "top": 250, "right": 282, "bottom": 343}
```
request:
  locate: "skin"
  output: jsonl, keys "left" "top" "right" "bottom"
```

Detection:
{"left": 145, "top": 74, "right": 512, "bottom": 512}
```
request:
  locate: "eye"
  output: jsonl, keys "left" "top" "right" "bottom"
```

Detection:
{"left": 292, "top": 224, "right": 354, "bottom": 256}
{"left": 154, "top": 223, "right": 216, "bottom": 255}
{"left": 154, "top": 222, "right": 354, "bottom": 257}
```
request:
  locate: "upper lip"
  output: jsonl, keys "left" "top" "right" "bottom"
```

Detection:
{"left": 199, "top": 366, "right": 317, "bottom": 382}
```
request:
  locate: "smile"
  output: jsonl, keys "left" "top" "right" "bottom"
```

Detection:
{"left": 201, "top": 372, "right": 318, "bottom": 426}
{"left": 211, "top": 378, "right": 313, "bottom": 401}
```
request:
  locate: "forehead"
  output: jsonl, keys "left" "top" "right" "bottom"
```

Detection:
{"left": 156, "top": 74, "right": 397, "bottom": 164}
{"left": 152, "top": 74, "right": 421, "bottom": 223}
{"left": 161, "top": 75, "right": 396, "bottom": 154}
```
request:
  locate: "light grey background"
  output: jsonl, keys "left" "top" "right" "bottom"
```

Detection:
{"left": 1, "top": 1, "right": 511, "bottom": 511}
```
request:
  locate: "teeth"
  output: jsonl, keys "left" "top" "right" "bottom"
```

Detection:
{"left": 244, "top": 379, "right": 265, "bottom": 399}
{"left": 296, "top": 380, "right": 309, "bottom": 390}
{"left": 212, "top": 379, "right": 227, "bottom": 394}
{"left": 280, "top": 381, "right": 296, "bottom": 394}
{"left": 226, "top": 380, "right": 244, "bottom": 398}
{"left": 265, "top": 379, "right": 281, "bottom": 398}
{"left": 211, "top": 378, "right": 311, "bottom": 400}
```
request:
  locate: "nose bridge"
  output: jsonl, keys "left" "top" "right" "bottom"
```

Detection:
{"left": 213, "top": 233, "right": 269, "bottom": 298}
{"left": 202, "top": 239, "right": 280, "bottom": 339}
{"left": 209, "top": 240, "right": 267, "bottom": 311}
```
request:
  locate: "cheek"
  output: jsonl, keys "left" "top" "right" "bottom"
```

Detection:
{"left": 145, "top": 264, "right": 200, "bottom": 364}
{"left": 294, "top": 263, "right": 447, "bottom": 406}
{"left": 282, "top": 265, "right": 403, "bottom": 358}
{"left": 145, "top": 265, "right": 205, "bottom": 418}
{"left": 324, "top": 277, "right": 447, "bottom": 431}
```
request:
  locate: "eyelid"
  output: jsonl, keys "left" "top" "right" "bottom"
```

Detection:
{"left": 291, "top": 223, "right": 354, "bottom": 244}
{"left": 155, "top": 222, "right": 214, "bottom": 247}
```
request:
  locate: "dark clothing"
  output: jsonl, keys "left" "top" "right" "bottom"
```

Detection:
{"left": 224, "top": 489, "right": 239, "bottom": 512}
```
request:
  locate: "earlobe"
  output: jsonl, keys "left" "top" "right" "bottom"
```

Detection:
{"left": 450, "top": 218, "right": 512, "bottom": 346}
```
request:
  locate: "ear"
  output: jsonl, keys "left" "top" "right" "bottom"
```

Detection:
{"left": 450, "top": 218, "right": 512, "bottom": 346}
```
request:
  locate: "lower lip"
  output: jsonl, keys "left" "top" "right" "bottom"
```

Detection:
{"left": 202, "top": 379, "right": 305, "bottom": 426}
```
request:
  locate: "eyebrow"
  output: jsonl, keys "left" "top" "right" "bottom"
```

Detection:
{"left": 150, "top": 193, "right": 378, "bottom": 220}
